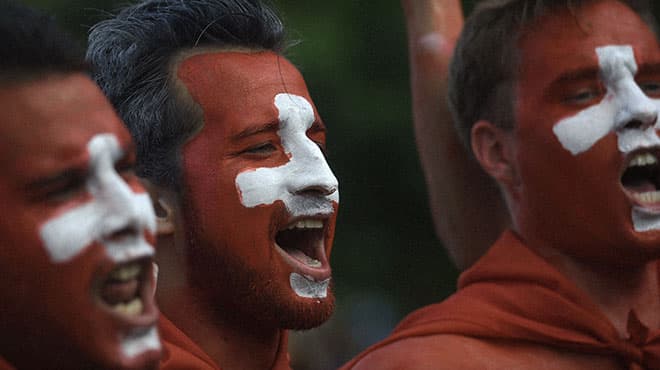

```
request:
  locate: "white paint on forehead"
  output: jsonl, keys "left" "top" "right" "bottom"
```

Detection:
{"left": 235, "top": 93, "right": 339, "bottom": 216}
{"left": 290, "top": 273, "right": 329, "bottom": 299}
{"left": 39, "top": 133, "right": 157, "bottom": 263}
{"left": 121, "top": 326, "right": 161, "bottom": 358}
{"left": 553, "top": 45, "right": 660, "bottom": 155}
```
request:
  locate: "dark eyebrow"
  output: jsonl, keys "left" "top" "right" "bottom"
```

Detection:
{"left": 25, "top": 167, "right": 87, "bottom": 192}
{"left": 552, "top": 67, "right": 600, "bottom": 85}
{"left": 230, "top": 121, "right": 279, "bottom": 143}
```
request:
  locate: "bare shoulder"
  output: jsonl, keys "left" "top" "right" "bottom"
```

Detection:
{"left": 350, "top": 334, "right": 620, "bottom": 370}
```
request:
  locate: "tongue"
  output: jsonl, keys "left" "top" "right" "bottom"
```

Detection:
{"left": 101, "top": 279, "right": 139, "bottom": 306}
{"left": 276, "top": 229, "right": 323, "bottom": 267}
{"left": 287, "top": 249, "right": 322, "bottom": 267}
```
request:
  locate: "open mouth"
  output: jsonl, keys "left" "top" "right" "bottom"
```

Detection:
{"left": 621, "top": 150, "right": 660, "bottom": 206}
{"left": 274, "top": 218, "right": 330, "bottom": 280}
{"left": 96, "top": 258, "right": 153, "bottom": 318}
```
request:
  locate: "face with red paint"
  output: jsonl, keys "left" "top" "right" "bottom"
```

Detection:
{"left": 509, "top": 0, "right": 660, "bottom": 265}
{"left": 176, "top": 51, "right": 339, "bottom": 329}
{"left": 0, "top": 74, "right": 161, "bottom": 369}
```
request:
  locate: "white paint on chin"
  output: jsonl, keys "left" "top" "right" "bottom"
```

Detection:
{"left": 290, "top": 273, "right": 329, "bottom": 299}
{"left": 121, "top": 326, "right": 161, "bottom": 359}
{"left": 632, "top": 207, "right": 660, "bottom": 232}
{"left": 235, "top": 93, "right": 339, "bottom": 217}
{"left": 39, "top": 133, "right": 157, "bottom": 263}
{"left": 551, "top": 45, "right": 660, "bottom": 232}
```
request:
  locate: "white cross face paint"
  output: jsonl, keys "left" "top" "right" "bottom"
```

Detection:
{"left": 551, "top": 45, "right": 660, "bottom": 232}
{"left": 236, "top": 93, "right": 339, "bottom": 214}
{"left": 553, "top": 45, "right": 660, "bottom": 155}
{"left": 235, "top": 93, "right": 339, "bottom": 298}
{"left": 39, "top": 133, "right": 157, "bottom": 263}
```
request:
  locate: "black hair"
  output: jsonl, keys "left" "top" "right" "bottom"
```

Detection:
{"left": 87, "top": 0, "right": 286, "bottom": 190}
{"left": 0, "top": 0, "right": 85, "bottom": 84}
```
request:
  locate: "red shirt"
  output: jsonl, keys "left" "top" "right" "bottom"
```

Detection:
{"left": 342, "top": 231, "right": 660, "bottom": 370}
{"left": 159, "top": 315, "right": 292, "bottom": 370}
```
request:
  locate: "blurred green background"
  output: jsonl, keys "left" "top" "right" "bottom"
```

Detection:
{"left": 12, "top": 0, "right": 545, "bottom": 368}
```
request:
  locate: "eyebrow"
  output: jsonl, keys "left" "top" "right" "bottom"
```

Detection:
{"left": 25, "top": 166, "right": 87, "bottom": 193}
{"left": 551, "top": 66, "right": 600, "bottom": 86}
{"left": 230, "top": 121, "right": 279, "bottom": 143}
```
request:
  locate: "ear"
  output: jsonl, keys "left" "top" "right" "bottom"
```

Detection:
{"left": 471, "top": 120, "right": 518, "bottom": 189}
{"left": 141, "top": 179, "right": 177, "bottom": 236}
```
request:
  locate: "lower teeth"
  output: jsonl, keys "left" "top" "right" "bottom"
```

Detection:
{"left": 305, "top": 256, "right": 322, "bottom": 267}
{"left": 113, "top": 298, "right": 143, "bottom": 316}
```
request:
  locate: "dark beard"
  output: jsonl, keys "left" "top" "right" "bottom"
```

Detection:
{"left": 183, "top": 214, "right": 335, "bottom": 333}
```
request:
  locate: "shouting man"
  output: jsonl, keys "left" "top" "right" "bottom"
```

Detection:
{"left": 344, "top": 0, "right": 660, "bottom": 368}
{"left": 88, "top": 1, "right": 339, "bottom": 369}
{"left": 0, "top": 1, "right": 161, "bottom": 369}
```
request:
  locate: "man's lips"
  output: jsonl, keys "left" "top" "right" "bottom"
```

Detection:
{"left": 621, "top": 148, "right": 660, "bottom": 209}
{"left": 93, "top": 256, "right": 158, "bottom": 326}
{"left": 274, "top": 216, "right": 332, "bottom": 281}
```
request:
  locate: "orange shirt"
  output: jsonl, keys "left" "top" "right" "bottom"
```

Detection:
{"left": 342, "top": 231, "right": 660, "bottom": 370}
{"left": 159, "top": 316, "right": 291, "bottom": 370}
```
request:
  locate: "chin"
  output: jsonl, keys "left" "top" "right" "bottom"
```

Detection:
{"left": 188, "top": 243, "right": 336, "bottom": 331}
{"left": 277, "top": 284, "right": 336, "bottom": 330}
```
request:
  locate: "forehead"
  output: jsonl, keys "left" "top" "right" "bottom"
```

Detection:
{"left": 176, "top": 51, "right": 318, "bottom": 131}
{"left": 0, "top": 74, "right": 131, "bottom": 174}
{"left": 517, "top": 0, "right": 659, "bottom": 86}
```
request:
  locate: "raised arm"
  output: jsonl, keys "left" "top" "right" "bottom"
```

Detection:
{"left": 402, "top": 0, "right": 510, "bottom": 270}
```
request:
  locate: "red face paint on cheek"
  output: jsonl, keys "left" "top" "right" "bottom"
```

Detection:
{"left": 177, "top": 51, "right": 338, "bottom": 328}
{"left": 0, "top": 74, "right": 160, "bottom": 369}
{"left": 511, "top": 0, "right": 660, "bottom": 264}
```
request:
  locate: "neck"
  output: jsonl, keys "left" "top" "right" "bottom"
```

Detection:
{"left": 159, "top": 287, "right": 283, "bottom": 370}
{"left": 535, "top": 244, "right": 660, "bottom": 337}
{"left": 156, "top": 235, "right": 284, "bottom": 370}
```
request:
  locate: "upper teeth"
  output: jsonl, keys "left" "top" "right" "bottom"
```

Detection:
{"left": 110, "top": 263, "right": 141, "bottom": 281}
{"left": 629, "top": 152, "right": 658, "bottom": 168}
{"left": 287, "top": 219, "right": 323, "bottom": 230}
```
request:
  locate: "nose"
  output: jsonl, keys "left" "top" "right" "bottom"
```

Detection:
{"left": 86, "top": 138, "right": 144, "bottom": 239}
{"left": 295, "top": 183, "right": 337, "bottom": 197}
{"left": 96, "top": 167, "right": 144, "bottom": 236}
{"left": 616, "top": 81, "right": 659, "bottom": 131}
{"left": 288, "top": 144, "right": 339, "bottom": 198}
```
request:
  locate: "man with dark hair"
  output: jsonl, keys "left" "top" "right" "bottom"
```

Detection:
{"left": 0, "top": 1, "right": 161, "bottom": 369}
{"left": 88, "top": 1, "right": 339, "bottom": 369}
{"left": 344, "top": 0, "right": 660, "bottom": 368}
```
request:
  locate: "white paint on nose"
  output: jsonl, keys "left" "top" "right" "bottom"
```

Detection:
{"left": 553, "top": 45, "right": 660, "bottom": 156}
{"left": 39, "top": 133, "right": 156, "bottom": 263}
{"left": 235, "top": 93, "right": 339, "bottom": 216}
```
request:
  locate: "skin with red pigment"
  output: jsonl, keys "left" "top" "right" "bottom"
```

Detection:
{"left": 0, "top": 73, "right": 160, "bottom": 370}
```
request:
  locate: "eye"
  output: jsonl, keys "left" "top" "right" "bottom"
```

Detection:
{"left": 38, "top": 173, "right": 87, "bottom": 204}
{"left": 241, "top": 142, "right": 277, "bottom": 157}
{"left": 640, "top": 81, "right": 660, "bottom": 97}
{"left": 564, "top": 88, "right": 603, "bottom": 105}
